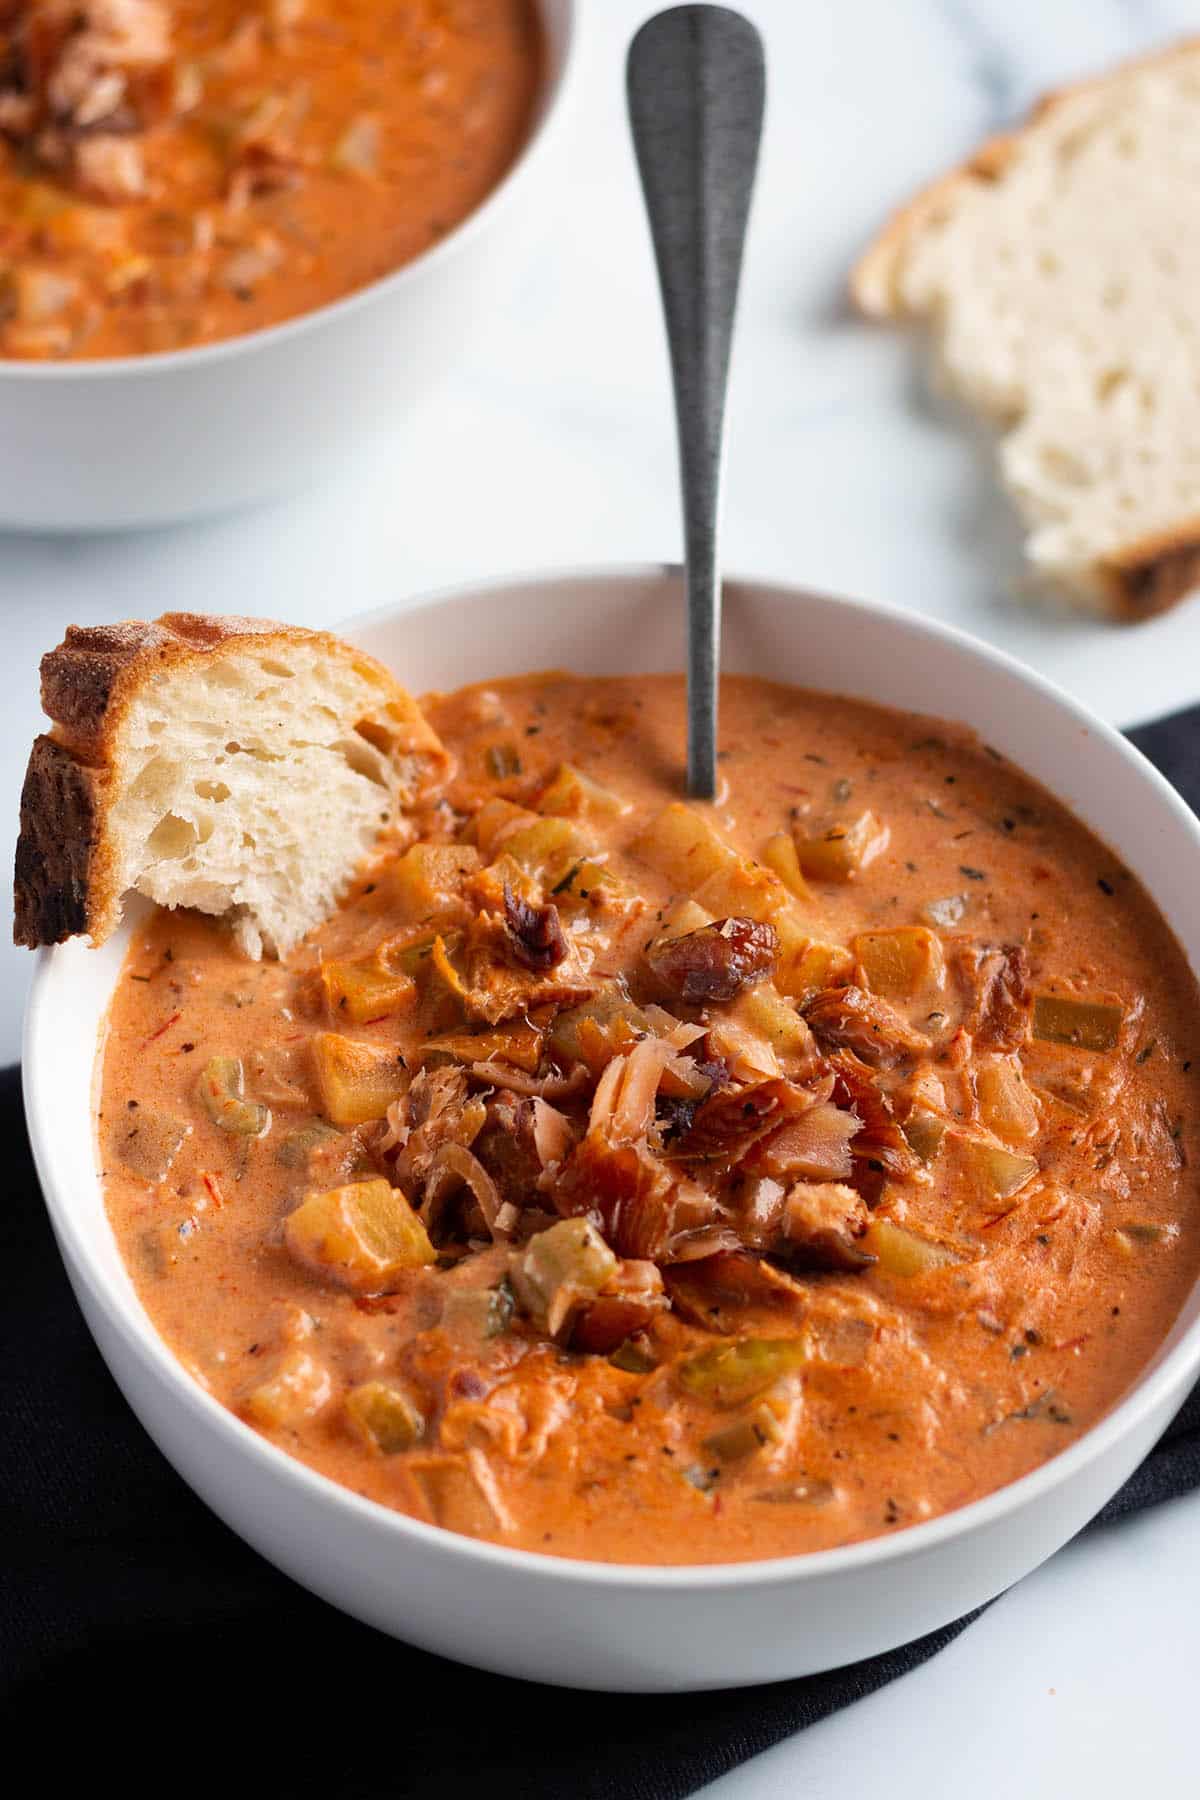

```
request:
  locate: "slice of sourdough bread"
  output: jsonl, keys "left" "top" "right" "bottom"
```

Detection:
{"left": 14, "top": 613, "right": 447, "bottom": 957}
{"left": 852, "top": 38, "right": 1200, "bottom": 619}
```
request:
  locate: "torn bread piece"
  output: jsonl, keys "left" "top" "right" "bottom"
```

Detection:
{"left": 14, "top": 613, "right": 447, "bottom": 957}
{"left": 852, "top": 37, "right": 1200, "bottom": 620}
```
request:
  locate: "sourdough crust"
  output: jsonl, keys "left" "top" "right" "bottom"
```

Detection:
{"left": 14, "top": 612, "right": 427, "bottom": 951}
{"left": 851, "top": 35, "right": 1200, "bottom": 317}
{"left": 1097, "top": 520, "right": 1200, "bottom": 620}
{"left": 14, "top": 734, "right": 107, "bottom": 948}
{"left": 851, "top": 36, "right": 1200, "bottom": 621}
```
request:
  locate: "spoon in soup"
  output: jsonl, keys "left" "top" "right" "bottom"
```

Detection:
{"left": 627, "top": 4, "right": 765, "bottom": 799}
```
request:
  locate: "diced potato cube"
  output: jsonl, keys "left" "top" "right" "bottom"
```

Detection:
{"left": 657, "top": 897, "right": 715, "bottom": 940}
{"left": 1032, "top": 994, "right": 1124, "bottom": 1052}
{"left": 794, "top": 810, "right": 890, "bottom": 882}
{"left": 385, "top": 843, "right": 480, "bottom": 922}
{"left": 760, "top": 831, "right": 814, "bottom": 902}
{"left": 860, "top": 1218, "right": 959, "bottom": 1277}
{"left": 321, "top": 951, "right": 417, "bottom": 1024}
{"left": 853, "top": 927, "right": 946, "bottom": 1001}
{"left": 976, "top": 1058, "right": 1039, "bottom": 1144}
{"left": 691, "top": 857, "right": 796, "bottom": 932}
{"left": 774, "top": 937, "right": 856, "bottom": 998}
{"left": 630, "top": 803, "right": 735, "bottom": 888}
{"left": 345, "top": 1380, "right": 424, "bottom": 1453}
{"left": 500, "top": 816, "right": 593, "bottom": 883}
{"left": 241, "top": 1350, "right": 332, "bottom": 1430}
{"left": 538, "top": 762, "right": 631, "bottom": 821}
{"left": 550, "top": 860, "right": 628, "bottom": 906}
{"left": 472, "top": 797, "right": 537, "bottom": 858}
{"left": 735, "top": 985, "right": 813, "bottom": 1058}
{"left": 677, "top": 1338, "right": 808, "bottom": 1407}
{"left": 284, "top": 1177, "right": 435, "bottom": 1289}
{"left": 312, "top": 1032, "right": 408, "bottom": 1125}
{"left": 508, "top": 1217, "right": 618, "bottom": 1340}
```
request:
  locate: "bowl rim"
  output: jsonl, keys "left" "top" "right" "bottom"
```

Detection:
{"left": 0, "top": 0, "right": 579, "bottom": 384}
{"left": 25, "top": 560, "right": 1200, "bottom": 1593}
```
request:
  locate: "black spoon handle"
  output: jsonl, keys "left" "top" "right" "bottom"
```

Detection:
{"left": 627, "top": 5, "right": 765, "bottom": 799}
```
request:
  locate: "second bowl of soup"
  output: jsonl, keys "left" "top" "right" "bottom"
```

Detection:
{"left": 0, "top": 0, "right": 576, "bottom": 528}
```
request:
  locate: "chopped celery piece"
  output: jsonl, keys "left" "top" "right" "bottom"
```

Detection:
{"left": 345, "top": 1381, "right": 424, "bottom": 1453}
{"left": 794, "top": 810, "right": 889, "bottom": 882}
{"left": 115, "top": 1108, "right": 191, "bottom": 1181}
{"left": 702, "top": 1402, "right": 782, "bottom": 1462}
{"left": 312, "top": 1032, "right": 408, "bottom": 1126}
{"left": 484, "top": 741, "right": 523, "bottom": 780}
{"left": 1033, "top": 994, "right": 1124, "bottom": 1052}
{"left": 901, "top": 1108, "right": 946, "bottom": 1163}
{"left": 284, "top": 1177, "right": 435, "bottom": 1289}
{"left": 276, "top": 1120, "right": 349, "bottom": 1168}
{"left": 405, "top": 1455, "right": 510, "bottom": 1536}
{"left": 442, "top": 1280, "right": 516, "bottom": 1342}
{"left": 853, "top": 927, "right": 945, "bottom": 1001}
{"left": 630, "top": 803, "right": 735, "bottom": 888}
{"left": 676, "top": 1338, "right": 808, "bottom": 1408}
{"left": 321, "top": 952, "right": 416, "bottom": 1024}
{"left": 196, "top": 1056, "right": 270, "bottom": 1137}
{"left": 242, "top": 1350, "right": 332, "bottom": 1430}
{"left": 860, "top": 1218, "right": 959, "bottom": 1277}
{"left": 508, "top": 1217, "right": 618, "bottom": 1340}
{"left": 959, "top": 1134, "right": 1038, "bottom": 1199}
{"left": 1115, "top": 1221, "right": 1173, "bottom": 1248}
{"left": 384, "top": 842, "right": 480, "bottom": 922}
{"left": 761, "top": 831, "right": 814, "bottom": 902}
{"left": 609, "top": 1336, "right": 657, "bottom": 1374}
{"left": 538, "top": 762, "right": 631, "bottom": 821}
{"left": 752, "top": 1476, "right": 835, "bottom": 1506}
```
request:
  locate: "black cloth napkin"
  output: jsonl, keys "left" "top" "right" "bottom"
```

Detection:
{"left": 4, "top": 708, "right": 1200, "bottom": 1795}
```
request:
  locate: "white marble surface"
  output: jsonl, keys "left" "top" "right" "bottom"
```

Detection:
{"left": 4, "top": 0, "right": 1199, "bottom": 1790}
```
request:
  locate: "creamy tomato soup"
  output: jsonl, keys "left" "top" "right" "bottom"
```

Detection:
{"left": 99, "top": 674, "right": 1200, "bottom": 1563}
{"left": 0, "top": 0, "right": 542, "bottom": 358}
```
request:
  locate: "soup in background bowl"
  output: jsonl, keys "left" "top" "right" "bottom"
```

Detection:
{"left": 0, "top": 0, "right": 544, "bottom": 361}
{"left": 0, "top": 0, "right": 575, "bottom": 529}
{"left": 25, "top": 569, "right": 1200, "bottom": 1688}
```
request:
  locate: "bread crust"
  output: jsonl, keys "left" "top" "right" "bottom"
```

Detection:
{"left": 1098, "top": 521, "right": 1200, "bottom": 621}
{"left": 852, "top": 36, "right": 1200, "bottom": 317}
{"left": 14, "top": 613, "right": 420, "bottom": 951}
{"left": 851, "top": 36, "right": 1200, "bottom": 621}
{"left": 14, "top": 735, "right": 106, "bottom": 948}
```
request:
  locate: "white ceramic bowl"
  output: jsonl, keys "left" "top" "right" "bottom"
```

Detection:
{"left": 24, "top": 567, "right": 1200, "bottom": 1691}
{"left": 0, "top": 1, "right": 577, "bottom": 533}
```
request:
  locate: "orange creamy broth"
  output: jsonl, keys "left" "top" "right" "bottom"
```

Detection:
{"left": 0, "top": 1, "right": 542, "bottom": 358}
{"left": 99, "top": 674, "right": 1200, "bottom": 1564}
